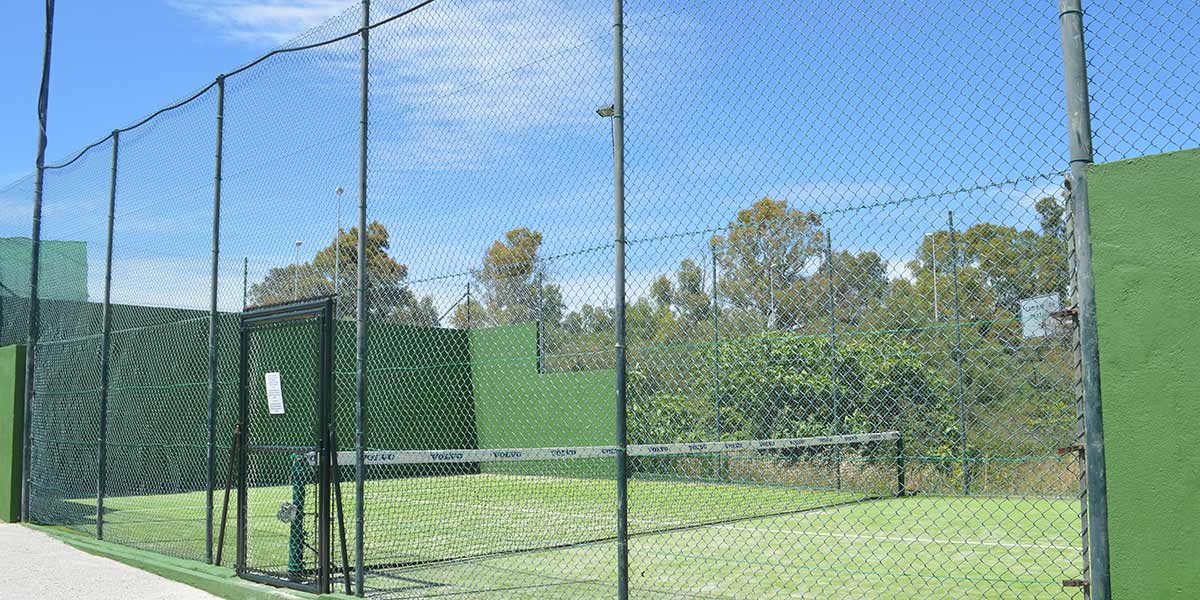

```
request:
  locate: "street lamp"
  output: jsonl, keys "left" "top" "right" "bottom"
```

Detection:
{"left": 293, "top": 240, "right": 303, "bottom": 300}
{"left": 924, "top": 232, "right": 939, "bottom": 321}
{"left": 334, "top": 187, "right": 344, "bottom": 299}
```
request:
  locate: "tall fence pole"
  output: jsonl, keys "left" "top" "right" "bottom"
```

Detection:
{"left": 826, "top": 231, "right": 841, "bottom": 490}
{"left": 23, "top": 0, "right": 56, "bottom": 523}
{"left": 947, "top": 211, "right": 968, "bottom": 494}
{"left": 705, "top": 247, "right": 715, "bottom": 436}
{"left": 206, "top": 75, "right": 226, "bottom": 564}
{"left": 354, "top": 0, "right": 370, "bottom": 595}
{"left": 96, "top": 129, "right": 120, "bottom": 539}
{"left": 1058, "top": 1, "right": 1110, "bottom": 597}
{"left": 610, "top": 0, "right": 629, "bottom": 596}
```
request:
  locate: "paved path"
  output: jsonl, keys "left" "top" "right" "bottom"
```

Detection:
{"left": 0, "top": 524, "right": 219, "bottom": 600}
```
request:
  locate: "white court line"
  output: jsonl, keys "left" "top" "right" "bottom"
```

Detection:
{"left": 703, "top": 521, "right": 1077, "bottom": 551}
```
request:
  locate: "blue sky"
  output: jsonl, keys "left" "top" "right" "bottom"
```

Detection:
{"left": 0, "top": 1, "right": 352, "bottom": 186}
{"left": 0, "top": 1, "right": 1194, "bottom": 316}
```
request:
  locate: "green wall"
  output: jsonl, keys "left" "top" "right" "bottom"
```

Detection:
{"left": 0, "top": 345, "right": 25, "bottom": 522}
{"left": 470, "top": 322, "right": 613, "bottom": 476}
{"left": 1090, "top": 147, "right": 1200, "bottom": 600}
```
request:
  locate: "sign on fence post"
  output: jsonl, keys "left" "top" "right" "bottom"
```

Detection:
{"left": 1020, "top": 294, "right": 1061, "bottom": 339}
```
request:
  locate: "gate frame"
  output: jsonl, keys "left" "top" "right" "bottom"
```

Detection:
{"left": 235, "top": 297, "right": 335, "bottom": 594}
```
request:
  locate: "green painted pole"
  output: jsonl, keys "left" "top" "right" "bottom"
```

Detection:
{"left": 96, "top": 129, "right": 119, "bottom": 539}
{"left": 611, "top": 0, "right": 629, "bottom": 596}
{"left": 948, "top": 211, "right": 968, "bottom": 495}
{"left": 206, "top": 74, "right": 225, "bottom": 564}
{"left": 353, "top": 0, "right": 370, "bottom": 595}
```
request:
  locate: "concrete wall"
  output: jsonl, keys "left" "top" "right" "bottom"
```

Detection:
{"left": 1090, "top": 147, "right": 1200, "bottom": 600}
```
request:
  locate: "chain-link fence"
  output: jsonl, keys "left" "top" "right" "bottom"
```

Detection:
{"left": 5, "top": 0, "right": 1197, "bottom": 598}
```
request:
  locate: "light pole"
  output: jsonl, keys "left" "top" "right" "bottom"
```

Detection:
{"left": 925, "top": 232, "right": 939, "bottom": 321}
{"left": 293, "top": 240, "right": 303, "bottom": 300}
{"left": 335, "top": 187, "right": 344, "bottom": 301}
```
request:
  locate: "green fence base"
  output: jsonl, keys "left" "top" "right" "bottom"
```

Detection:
{"left": 27, "top": 524, "right": 356, "bottom": 600}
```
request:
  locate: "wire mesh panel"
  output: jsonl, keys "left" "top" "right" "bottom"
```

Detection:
{"left": 620, "top": 0, "right": 1083, "bottom": 597}
{"left": 361, "top": 0, "right": 617, "bottom": 596}
{"left": 98, "top": 86, "right": 221, "bottom": 561}
{"left": 25, "top": 138, "right": 114, "bottom": 534}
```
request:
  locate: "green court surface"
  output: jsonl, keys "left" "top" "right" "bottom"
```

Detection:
{"left": 74, "top": 473, "right": 1081, "bottom": 599}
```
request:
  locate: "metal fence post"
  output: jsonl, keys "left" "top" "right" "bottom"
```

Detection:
{"left": 826, "top": 231, "right": 841, "bottom": 490}
{"left": 610, "top": 0, "right": 628, "bottom": 597}
{"left": 711, "top": 248, "right": 722, "bottom": 481}
{"left": 1058, "top": 1, "right": 1110, "bottom": 597}
{"left": 96, "top": 129, "right": 120, "bottom": 539}
{"left": 22, "top": 0, "right": 56, "bottom": 524}
{"left": 947, "top": 211, "right": 968, "bottom": 494}
{"left": 536, "top": 267, "right": 545, "bottom": 372}
{"left": 354, "top": 0, "right": 370, "bottom": 595}
{"left": 206, "top": 74, "right": 226, "bottom": 563}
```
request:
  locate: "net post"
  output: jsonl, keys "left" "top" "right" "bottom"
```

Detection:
{"left": 96, "top": 128, "right": 119, "bottom": 540}
{"left": 610, "top": 0, "right": 629, "bottom": 596}
{"left": 206, "top": 73, "right": 225, "bottom": 565}
{"left": 947, "top": 210, "right": 968, "bottom": 494}
{"left": 354, "top": 0, "right": 370, "bottom": 595}
{"left": 287, "top": 454, "right": 307, "bottom": 582}
{"left": 896, "top": 432, "right": 906, "bottom": 497}
{"left": 1058, "top": 1, "right": 1109, "bottom": 597}
{"left": 22, "top": 0, "right": 56, "bottom": 525}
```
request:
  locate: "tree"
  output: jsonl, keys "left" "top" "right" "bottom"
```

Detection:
{"left": 650, "top": 258, "right": 710, "bottom": 322}
{"left": 710, "top": 197, "right": 824, "bottom": 330}
{"left": 814, "top": 249, "right": 887, "bottom": 325}
{"left": 459, "top": 227, "right": 564, "bottom": 328}
{"left": 248, "top": 221, "right": 438, "bottom": 324}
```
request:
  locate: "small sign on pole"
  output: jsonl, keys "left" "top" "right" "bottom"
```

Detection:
{"left": 264, "top": 372, "right": 285, "bottom": 415}
{"left": 1020, "top": 294, "right": 1061, "bottom": 338}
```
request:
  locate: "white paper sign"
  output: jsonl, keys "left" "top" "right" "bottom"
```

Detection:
{"left": 1019, "top": 294, "right": 1061, "bottom": 338}
{"left": 264, "top": 372, "right": 285, "bottom": 415}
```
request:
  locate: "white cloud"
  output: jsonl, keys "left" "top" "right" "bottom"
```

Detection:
{"left": 167, "top": 0, "right": 352, "bottom": 45}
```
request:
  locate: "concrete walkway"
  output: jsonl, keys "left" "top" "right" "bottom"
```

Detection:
{"left": 0, "top": 524, "right": 219, "bottom": 600}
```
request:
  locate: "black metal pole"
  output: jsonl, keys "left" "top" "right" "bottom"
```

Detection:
{"left": 96, "top": 129, "right": 119, "bottom": 539}
{"left": 948, "top": 211, "right": 968, "bottom": 495}
{"left": 353, "top": 0, "right": 370, "bottom": 595}
{"left": 22, "top": 0, "right": 56, "bottom": 524}
{"left": 611, "top": 0, "right": 628, "bottom": 597}
{"left": 1059, "top": 1, "right": 1109, "bottom": 597}
{"left": 205, "top": 75, "right": 225, "bottom": 563}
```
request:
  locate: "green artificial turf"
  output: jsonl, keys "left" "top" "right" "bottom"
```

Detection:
{"left": 68, "top": 473, "right": 1080, "bottom": 599}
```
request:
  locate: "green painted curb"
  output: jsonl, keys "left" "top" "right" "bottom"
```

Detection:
{"left": 26, "top": 524, "right": 357, "bottom": 600}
